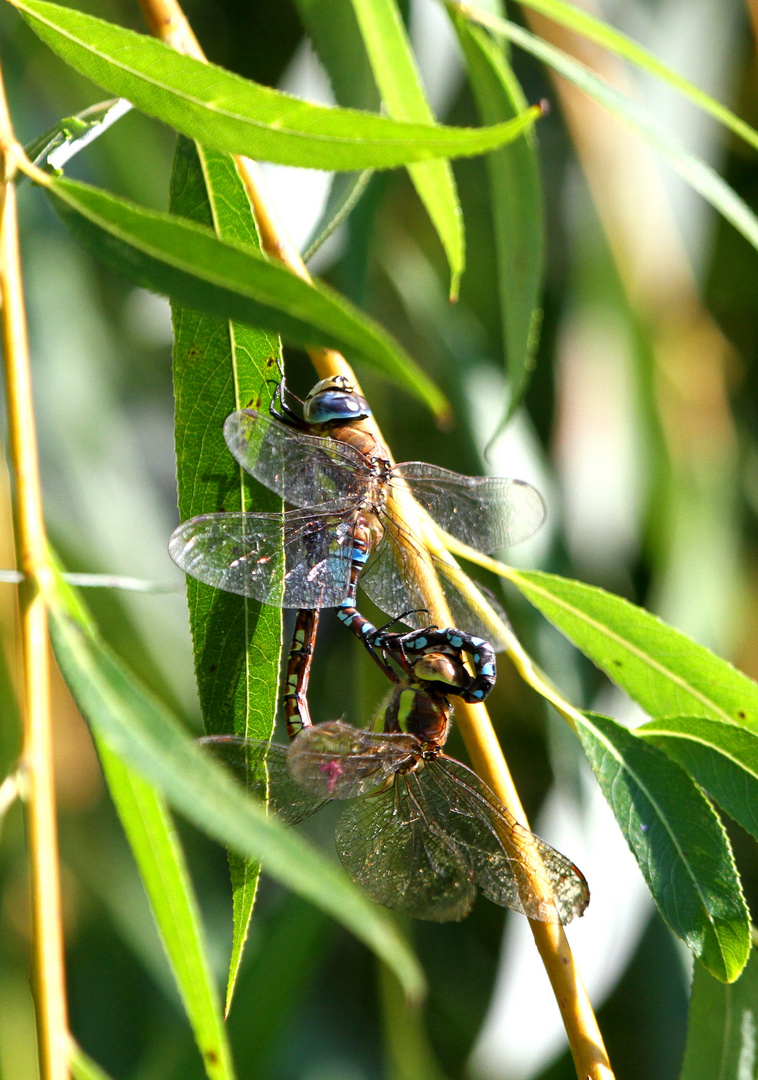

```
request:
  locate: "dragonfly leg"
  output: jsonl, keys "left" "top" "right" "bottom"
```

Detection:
{"left": 284, "top": 608, "right": 320, "bottom": 740}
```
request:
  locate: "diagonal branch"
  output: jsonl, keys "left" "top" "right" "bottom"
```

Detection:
{"left": 136, "top": 2, "right": 612, "bottom": 1076}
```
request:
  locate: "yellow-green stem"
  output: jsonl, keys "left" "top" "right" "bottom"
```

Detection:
{"left": 0, "top": 65, "right": 68, "bottom": 1080}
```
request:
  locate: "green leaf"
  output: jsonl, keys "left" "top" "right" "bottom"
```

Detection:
{"left": 47, "top": 594, "right": 426, "bottom": 1003}
{"left": 295, "top": 0, "right": 380, "bottom": 112}
{"left": 447, "top": 4, "right": 758, "bottom": 255}
{"left": 11, "top": 0, "right": 540, "bottom": 170}
{"left": 70, "top": 1042, "right": 116, "bottom": 1080}
{"left": 451, "top": 8, "right": 543, "bottom": 413}
{"left": 577, "top": 712, "right": 749, "bottom": 982}
{"left": 639, "top": 716, "right": 758, "bottom": 844}
{"left": 507, "top": 0, "right": 758, "bottom": 156}
{"left": 302, "top": 169, "right": 374, "bottom": 263}
{"left": 44, "top": 173, "right": 448, "bottom": 418}
{"left": 680, "top": 951, "right": 758, "bottom": 1080}
{"left": 506, "top": 569, "right": 758, "bottom": 729}
{"left": 169, "top": 138, "right": 282, "bottom": 1012}
{"left": 97, "top": 742, "right": 236, "bottom": 1080}
{"left": 350, "top": 0, "right": 464, "bottom": 298}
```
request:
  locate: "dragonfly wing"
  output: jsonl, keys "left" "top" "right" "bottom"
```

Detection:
{"left": 286, "top": 721, "right": 417, "bottom": 800}
{"left": 169, "top": 505, "right": 355, "bottom": 608}
{"left": 423, "top": 757, "right": 589, "bottom": 924}
{"left": 224, "top": 409, "right": 370, "bottom": 507}
{"left": 335, "top": 778, "right": 476, "bottom": 921}
{"left": 393, "top": 463, "right": 546, "bottom": 551}
{"left": 360, "top": 527, "right": 514, "bottom": 651}
{"left": 199, "top": 735, "right": 328, "bottom": 824}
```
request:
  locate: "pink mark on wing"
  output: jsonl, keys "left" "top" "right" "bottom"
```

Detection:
{"left": 318, "top": 758, "right": 345, "bottom": 795}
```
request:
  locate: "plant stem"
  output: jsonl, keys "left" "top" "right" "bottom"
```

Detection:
{"left": 0, "top": 62, "right": 69, "bottom": 1080}
{"left": 138, "top": 2, "right": 612, "bottom": 1075}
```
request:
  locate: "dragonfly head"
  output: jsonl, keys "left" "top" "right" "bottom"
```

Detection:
{"left": 303, "top": 376, "right": 372, "bottom": 426}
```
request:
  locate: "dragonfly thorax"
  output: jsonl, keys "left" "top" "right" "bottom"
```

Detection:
{"left": 303, "top": 376, "right": 371, "bottom": 426}
{"left": 385, "top": 684, "right": 452, "bottom": 750}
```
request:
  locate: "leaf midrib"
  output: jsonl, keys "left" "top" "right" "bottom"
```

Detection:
{"left": 517, "top": 573, "right": 738, "bottom": 725}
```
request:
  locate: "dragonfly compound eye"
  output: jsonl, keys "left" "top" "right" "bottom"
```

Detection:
{"left": 412, "top": 651, "right": 468, "bottom": 691}
{"left": 303, "top": 378, "right": 372, "bottom": 425}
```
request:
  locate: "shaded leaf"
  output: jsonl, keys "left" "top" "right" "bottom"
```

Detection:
{"left": 506, "top": 569, "right": 758, "bottom": 729}
{"left": 451, "top": 8, "right": 543, "bottom": 413}
{"left": 511, "top": 0, "right": 758, "bottom": 155}
{"left": 70, "top": 1042, "right": 116, "bottom": 1080}
{"left": 680, "top": 951, "right": 758, "bottom": 1080}
{"left": 12, "top": 0, "right": 540, "bottom": 170}
{"left": 169, "top": 137, "right": 282, "bottom": 1010}
{"left": 302, "top": 169, "right": 374, "bottom": 263}
{"left": 47, "top": 593, "right": 426, "bottom": 1003}
{"left": 44, "top": 173, "right": 448, "bottom": 417}
{"left": 448, "top": 4, "right": 758, "bottom": 254}
{"left": 577, "top": 712, "right": 749, "bottom": 983}
{"left": 97, "top": 742, "right": 235, "bottom": 1080}
{"left": 640, "top": 716, "right": 758, "bottom": 844}
{"left": 350, "top": 0, "right": 464, "bottom": 297}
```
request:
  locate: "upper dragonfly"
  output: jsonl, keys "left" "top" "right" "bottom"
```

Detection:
{"left": 169, "top": 376, "right": 545, "bottom": 647}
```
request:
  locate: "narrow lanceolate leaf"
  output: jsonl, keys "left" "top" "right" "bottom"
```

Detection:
{"left": 639, "top": 717, "right": 758, "bottom": 844}
{"left": 506, "top": 569, "right": 758, "bottom": 730}
{"left": 680, "top": 952, "right": 758, "bottom": 1080}
{"left": 302, "top": 170, "right": 374, "bottom": 263}
{"left": 350, "top": 0, "right": 464, "bottom": 298}
{"left": 451, "top": 9, "right": 543, "bottom": 413}
{"left": 69, "top": 1042, "right": 116, "bottom": 1080}
{"left": 44, "top": 174, "right": 448, "bottom": 418}
{"left": 47, "top": 596, "right": 426, "bottom": 1003}
{"left": 11, "top": 0, "right": 540, "bottom": 170}
{"left": 577, "top": 712, "right": 749, "bottom": 982}
{"left": 447, "top": 4, "right": 758, "bottom": 254}
{"left": 496, "top": 0, "right": 758, "bottom": 155}
{"left": 97, "top": 743, "right": 236, "bottom": 1080}
{"left": 170, "top": 138, "right": 282, "bottom": 1011}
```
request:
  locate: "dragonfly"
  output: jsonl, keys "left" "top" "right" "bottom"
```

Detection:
{"left": 205, "top": 624, "right": 589, "bottom": 924}
{"left": 169, "top": 376, "right": 546, "bottom": 649}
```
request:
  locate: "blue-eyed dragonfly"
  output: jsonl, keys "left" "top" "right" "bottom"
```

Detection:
{"left": 206, "top": 620, "right": 589, "bottom": 923}
{"left": 168, "top": 376, "right": 546, "bottom": 648}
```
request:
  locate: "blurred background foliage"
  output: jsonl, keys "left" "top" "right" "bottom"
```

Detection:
{"left": 0, "top": 0, "right": 757, "bottom": 1078}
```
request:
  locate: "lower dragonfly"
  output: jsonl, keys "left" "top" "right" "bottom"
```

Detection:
{"left": 206, "top": 618, "right": 589, "bottom": 924}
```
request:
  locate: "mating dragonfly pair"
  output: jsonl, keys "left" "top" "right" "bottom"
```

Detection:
{"left": 170, "top": 376, "right": 589, "bottom": 923}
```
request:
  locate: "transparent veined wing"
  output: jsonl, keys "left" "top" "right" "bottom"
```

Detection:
{"left": 287, "top": 721, "right": 418, "bottom": 800}
{"left": 424, "top": 757, "right": 589, "bottom": 924}
{"left": 360, "top": 521, "right": 514, "bottom": 651}
{"left": 199, "top": 735, "right": 328, "bottom": 825}
{"left": 169, "top": 502, "right": 356, "bottom": 607}
{"left": 335, "top": 778, "right": 477, "bottom": 921}
{"left": 224, "top": 409, "right": 371, "bottom": 508}
{"left": 392, "top": 462, "right": 546, "bottom": 552}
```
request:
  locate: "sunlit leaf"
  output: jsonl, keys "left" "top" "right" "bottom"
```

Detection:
{"left": 47, "top": 593, "right": 426, "bottom": 1003}
{"left": 70, "top": 1042, "right": 116, "bottom": 1080}
{"left": 97, "top": 743, "right": 236, "bottom": 1079}
{"left": 639, "top": 716, "right": 758, "bottom": 843}
{"left": 491, "top": 0, "right": 758, "bottom": 155}
{"left": 169, "top": 138, "right": 282, "bottom": 1011}
{"left": 505, "top": 569, "right": 758, "bottom": 729}
{"left": 451, "top": 7, "right": 543, "bottom": 413}
{"left": 350, "top": 0, "right": 464, "bottom": 297}
{"left": 44, "top": 174, "right": 448, "bottom": 418}
{"left": 577, "top": 712, "right": 749, "bottom": 982}
{"left": 447, "top": 3, "right": 758, "bottom": 254}
{"left": 680, "top": 951, "right": 758, "bottom": 1080}
{"left": 11, "top": 0, "right": 540, "bottom": 170}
